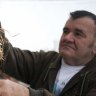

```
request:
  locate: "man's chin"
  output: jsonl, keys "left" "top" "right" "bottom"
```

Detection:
{"left": 59, "top": 47, "right": 74, "bottom": 54}
{"left": 59, "top": 50, "right": 75, "bottom": 58}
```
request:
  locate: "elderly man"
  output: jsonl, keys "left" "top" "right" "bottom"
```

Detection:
{"left": 0, "top": 10, "right": 96, "bottom": 96}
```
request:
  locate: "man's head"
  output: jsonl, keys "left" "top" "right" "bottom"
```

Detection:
{"left": 59, "top": 10, "right": 96, "bottom": 65}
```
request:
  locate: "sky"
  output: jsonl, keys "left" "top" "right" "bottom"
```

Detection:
{"left": 0, "top": 0, "right": 96, "bottom": 51}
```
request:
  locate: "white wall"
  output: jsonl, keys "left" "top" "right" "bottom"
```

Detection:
{"left": 0, "top": 0, "right": 96, "bottom": 51}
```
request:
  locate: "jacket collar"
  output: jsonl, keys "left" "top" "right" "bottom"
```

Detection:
{"left": 47, "top": 54, "right": 62, "bottom": 92}
{"left": 47, "top": 55, "right": 96, "bottom": 94}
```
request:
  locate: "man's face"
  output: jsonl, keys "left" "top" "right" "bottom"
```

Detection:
{"left": 59, "top": 17, "right": 96, "bottom": 65}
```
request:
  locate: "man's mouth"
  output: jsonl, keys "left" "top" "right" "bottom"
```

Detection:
{"left": 62, "top": 43, "right": 77, "bottom": 50}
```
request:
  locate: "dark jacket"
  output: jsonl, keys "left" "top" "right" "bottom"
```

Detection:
{"left": 1, "top": 43, "right": 96, "bottom": 96}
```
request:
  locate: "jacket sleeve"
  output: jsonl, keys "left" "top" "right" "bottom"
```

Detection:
{"left": 28, "top": 87, "right": 53, "bottom": 96}
{"left": 2, "top": 43, "right": 58, "bottom": 96}
{"left": 3, "top": 43, "right": 58, "bottom": 88}
{"left": 3, "top": 45, "right": 48, "bottom": 84}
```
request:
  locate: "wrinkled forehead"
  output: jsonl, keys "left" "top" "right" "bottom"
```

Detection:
{"left": 64, "top": 17, "right": 96, "bottom": 36}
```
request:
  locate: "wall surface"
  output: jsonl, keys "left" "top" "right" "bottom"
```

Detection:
{"left": 0, "top": 0, "right": 96, "bottom": 51}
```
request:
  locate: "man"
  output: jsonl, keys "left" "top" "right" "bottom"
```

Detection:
{"left": 0, "top": 10, "right": 96, "bottom": 96}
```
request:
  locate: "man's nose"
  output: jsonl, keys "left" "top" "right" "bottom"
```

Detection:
{"left": 64, "top": 32, "right": 74, "bottom": 42}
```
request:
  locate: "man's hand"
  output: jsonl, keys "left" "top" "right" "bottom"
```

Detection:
{"left": 0, "top": 79, "right": 29, "bottom": 96}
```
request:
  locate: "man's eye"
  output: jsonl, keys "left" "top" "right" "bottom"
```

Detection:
{"left": 75, "top": 32, "right": 81, "bottom": 36}
{"left": 74, "top": 29, "right": 85, "bottom": 37}
{"left": 74, "top": 31, "right": 85, "bottom": 38}
{"left": 63, "top": 29, "right": 69, "bottom": 34}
